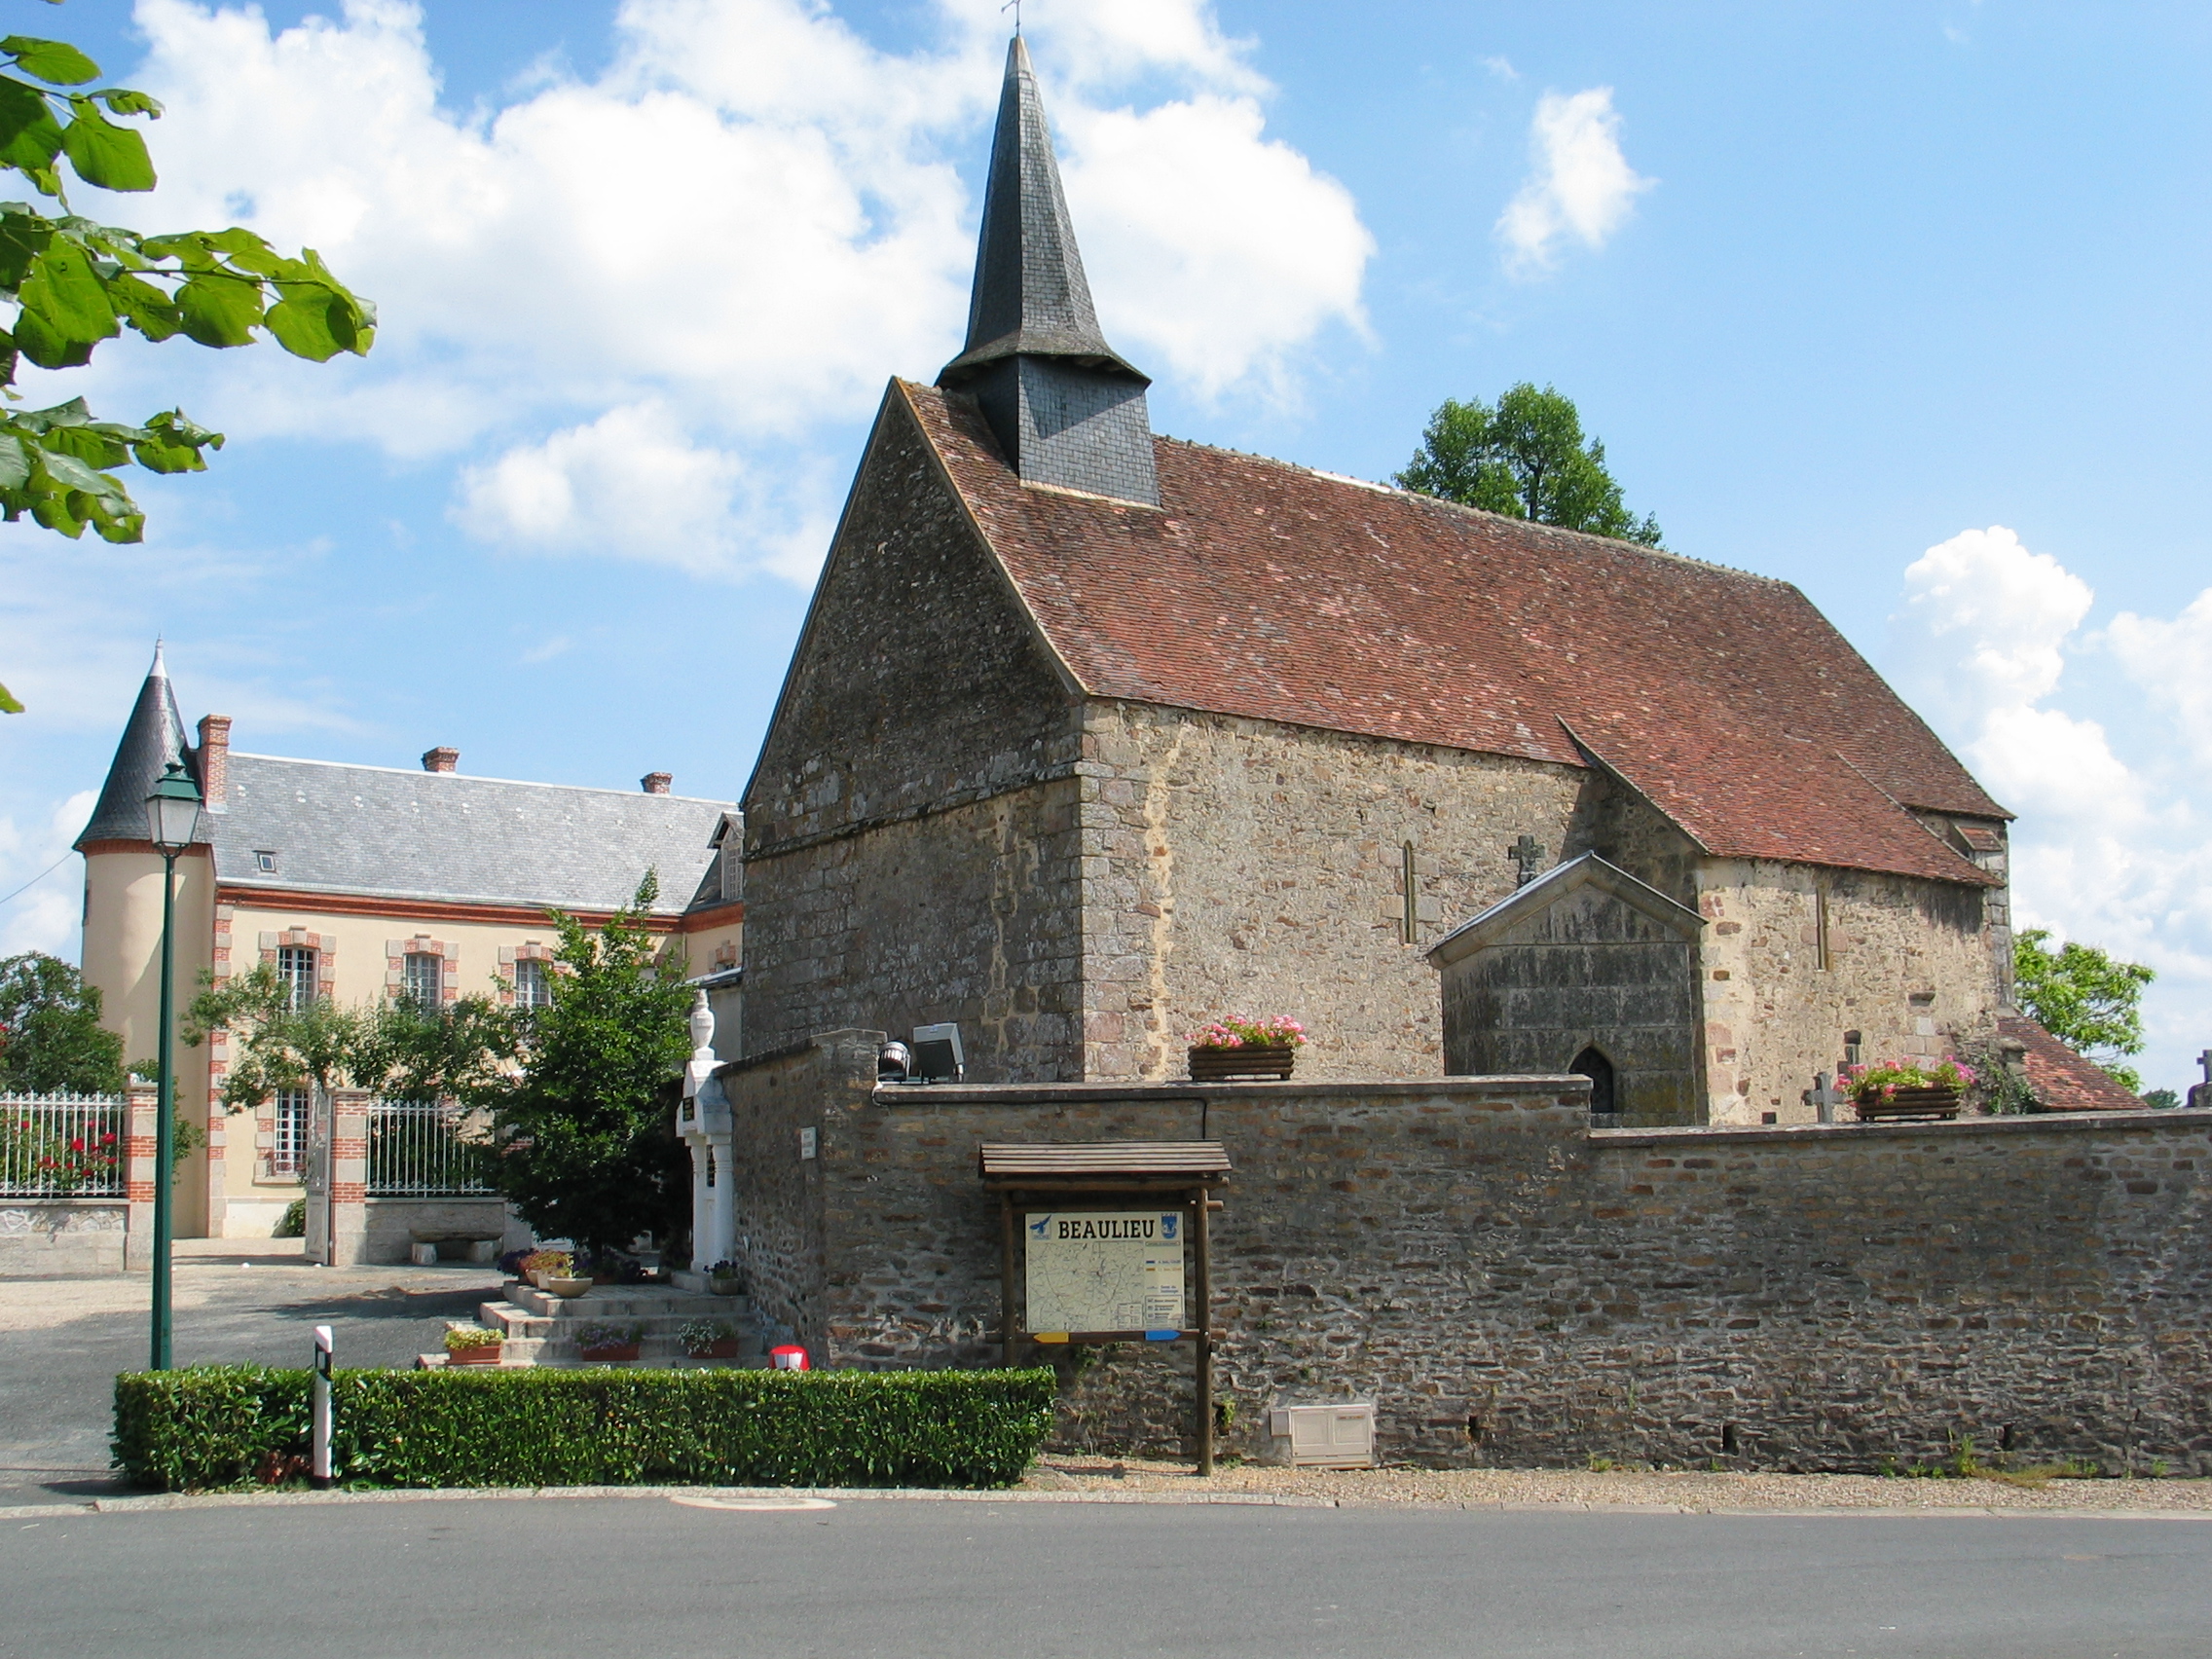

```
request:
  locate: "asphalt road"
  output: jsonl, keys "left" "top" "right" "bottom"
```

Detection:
{"left": 0, "top": 1244, "right": 506, "bottom": 1507}
{"left": 3, "top": 1495, "right": 2206, "bottom": 1659}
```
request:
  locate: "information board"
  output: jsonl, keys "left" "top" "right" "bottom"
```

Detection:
{"left": 1023, "top": 1210, "right": 1186, "bottom": 1334}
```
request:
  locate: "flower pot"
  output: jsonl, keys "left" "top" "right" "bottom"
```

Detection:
{"left": 685, "top": 1338, "right": 742, "bottom": 1360}
{"left": 446, "top": 1343, "right": 503, "bottom": 1366}
{"left": 708, "top": 1277, "right": 743, "bottom": 1298}
{"left": 528, "top": 1272, "right": 547, "bottom": 1290}
{"left": 1189, "top": 1044, "right": 1296, "bottom": 1083}
{"left": 578, "top": 1343, "right": 641, "bottom": 1363}
{"left": 545, "top": 1276, "right": 593, "bottom": 1298}
{"left": 1854, "top": 1085, "right": 1962, "bottom": 1124}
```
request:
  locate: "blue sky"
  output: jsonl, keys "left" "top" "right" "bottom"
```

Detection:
{"left": 3, "top": 0, "right": 2206, "bottom": 1091}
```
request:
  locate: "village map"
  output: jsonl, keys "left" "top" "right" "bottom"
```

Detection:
{"left": 1023, "top": 1211, "right": 1186, "bottom": 1334}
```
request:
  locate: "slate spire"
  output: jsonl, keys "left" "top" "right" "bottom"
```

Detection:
{"left": 75, "top": 642, "right": 200, "bottom": 849}
{"left": 938, "top": 36, "right": 1160, "bottom": 506}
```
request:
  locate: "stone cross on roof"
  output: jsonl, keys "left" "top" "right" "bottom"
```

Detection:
{"left": 1510, "top": 834, "right": 1546, "bottom": 887}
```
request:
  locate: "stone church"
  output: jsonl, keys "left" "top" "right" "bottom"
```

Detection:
{"left": 739, "top": 37, "right": 2017, "bottom": 1125}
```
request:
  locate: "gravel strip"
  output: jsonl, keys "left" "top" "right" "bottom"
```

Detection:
{"left": 1022, "top": 1456, "right": 2212, "bottom": 1514}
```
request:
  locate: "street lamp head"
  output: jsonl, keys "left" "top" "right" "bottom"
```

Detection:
{"left": 145, "top": 761, "right": 203, "bottom": 854}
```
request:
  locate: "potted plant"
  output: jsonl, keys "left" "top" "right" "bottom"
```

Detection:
{"left": 519, "top": 1248, "right": 571, "bottom": 1290}
{"left": 1842, "top": 1055, "right": 1977, "bottom": 1123}
{"left": 443, "top": 1325, "right": 504, "bottom": 1366}
{"left": 679, "top": 1318, "right": 740, "bottom": 1360}
{"left": 574, "top": 1321, "right": 643, "bottom": 1363}
{"left": 701, "top": 1260, "right": 744, "bottom": 1297}
{"left": 1188, "top": 1015, "right": 1307, "bottom": 1082}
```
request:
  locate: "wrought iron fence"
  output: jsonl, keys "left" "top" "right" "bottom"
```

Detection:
{"left": 364, "top": 1101, "right": 496, "bottom": 1197}
{"left": 1, "top": 1092, "right": 126, "bottom": 1197}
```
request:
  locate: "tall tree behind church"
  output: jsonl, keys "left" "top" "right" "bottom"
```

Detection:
{"left": 1397, "top": 384, "right": 1663, "bottom": 547}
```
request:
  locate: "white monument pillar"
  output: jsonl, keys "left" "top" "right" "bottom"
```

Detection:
{"left": 677, "top": 989, "right": 736, "bottom": 1279}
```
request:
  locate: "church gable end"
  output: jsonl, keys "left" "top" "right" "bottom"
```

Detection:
{"left": 743, "top": 384, "right": 1079, "bottom": 858}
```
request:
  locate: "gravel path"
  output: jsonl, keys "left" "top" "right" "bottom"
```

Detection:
{"left": 1023, "top": 1455, "right": 2212, "bottom": 1513}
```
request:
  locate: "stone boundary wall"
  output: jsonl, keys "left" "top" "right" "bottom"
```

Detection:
{"left": 719, "top": 1033, "right": 2212, "bottom": 1474}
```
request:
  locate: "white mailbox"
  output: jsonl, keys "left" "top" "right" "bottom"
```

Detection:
{"left": 1269, "top": 1401, "right": 1377, "bottom": 1468}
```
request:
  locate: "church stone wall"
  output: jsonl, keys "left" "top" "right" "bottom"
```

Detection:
{"left": 732, "top": 1051, "right": 2212, "bottom": 1474}
{"left": 1697, "top": 860, "right": 2001, "bottom": 1126}
{"left": 1074, "top": 700, "right": 1588, "bottom": 1082}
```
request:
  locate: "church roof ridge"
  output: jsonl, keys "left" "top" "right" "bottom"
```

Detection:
{"left": 1150, "top": 431, "right": 1788, "bottom": 586}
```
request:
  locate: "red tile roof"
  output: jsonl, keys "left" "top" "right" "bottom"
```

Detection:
{"left": 1997, "top": 1016, "right": 2147, "bottom": 1113}
{"left": 903, "top": 382, "right": 2005, "bottom": 886}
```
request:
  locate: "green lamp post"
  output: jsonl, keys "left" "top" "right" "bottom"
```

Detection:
{"left": 144, "top": 760, "right": 203, "bottom": 1371}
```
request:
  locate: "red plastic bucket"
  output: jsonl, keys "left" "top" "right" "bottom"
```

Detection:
{"left": 769, "top": 1345, "right": 810, "bottom": 1371}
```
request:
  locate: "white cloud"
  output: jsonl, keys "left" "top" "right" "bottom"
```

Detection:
{"left": 60, "top": 0, "right": 1371, "bottom": 580}
{"left": 1887, "top": 527, "right": 2212, "bottom": 1094}
{"left": 2107, "top": 588, "right": 2212, "bottom": 771}
{"left": 0, "top": 791, "right": 96, "bottom": 962}
{"left": 1495, "top": 88, "right": 1652, "bottom": 277}
{"left": 1482, "top": 56, "right": 1520, "bottom": 82}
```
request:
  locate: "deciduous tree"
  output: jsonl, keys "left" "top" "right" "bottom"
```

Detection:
{"left": 2013, "top": 928, "right": 2155, "bottom": 1091}
{"left": 0, "top": 950, "right": 123, "bottom": 1092}
{"left": 1396, "top": 383, "right": 1662, "bottom": 547}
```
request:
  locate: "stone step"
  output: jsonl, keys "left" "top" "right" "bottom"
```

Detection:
{"left": 419, "top": 1348, "right": 765, "bottom": 1371}
{"left": 501, "top": 1280, "right": 750, "bottom": 1319}
{"left": 496, "top": 1331, "right": 766, "bottom": 1364}
{"left": 477, "top": 1299, "right": 753, "bottom": 1339}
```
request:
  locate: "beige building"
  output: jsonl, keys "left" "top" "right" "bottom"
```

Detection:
{"left": 74, "top": 647, "right": 743, "bottom": 1238}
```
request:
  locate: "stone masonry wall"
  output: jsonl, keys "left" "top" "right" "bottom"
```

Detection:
{"left": 1075, "top": 700, "right": 1591, "bottom": 1082}
{"left": 1698, "top": 859, "right": 2001, "bottom": 1126}
{"left": 721, "top": 1043, "right": 2212, "bottom": 1474}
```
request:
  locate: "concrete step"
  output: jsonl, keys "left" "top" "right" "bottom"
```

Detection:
{"left": 419, "top": 1348, "right": 765, "bottom": 1371}
{"left": 477, "top": 1300, "right": 754, "bottom": 1341}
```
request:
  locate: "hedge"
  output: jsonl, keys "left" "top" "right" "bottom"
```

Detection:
{"left": 113, "top": 1366, "right": 1058, "bottom": 1493}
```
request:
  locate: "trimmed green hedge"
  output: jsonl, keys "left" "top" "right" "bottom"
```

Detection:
{"left": 113, "top": 1366, "right": 1058, "bottom": 1493}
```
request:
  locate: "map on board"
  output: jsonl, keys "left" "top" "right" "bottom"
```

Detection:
{"left": 1023, "top": 1211, "right": 1185, "bottom": 1334}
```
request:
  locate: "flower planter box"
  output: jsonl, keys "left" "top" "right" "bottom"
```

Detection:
{"left": 544, "top": 1276, "right": 592, "bottom": 1299}
{"left": 1189, "top": 1044, "right": 1297, "bottom": 1083}
{"left": 708, "top": 1278, "right": 743, "bottom": 1298}
{"left": 1855, "top": 1086, "right": 1962, "bottom": 1124}
{"left": 577, "top": 1344, "right": 641, "bottom": 1364}
{"left": 684, "top": 1339, "right": 742, "bottom": 1360}
{"left": 446, "top": 1343, "right": 503, "bottom": 1366}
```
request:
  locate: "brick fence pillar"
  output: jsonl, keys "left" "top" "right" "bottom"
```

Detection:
{"left": 327, "top": 1088, "right": 371, "bottom": 1268}
{"left": 123, "top": 1081, "right": 158, "bottom": 1272}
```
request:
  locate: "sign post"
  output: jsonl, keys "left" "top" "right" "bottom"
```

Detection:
{"left": 979, "top": 1141, "right": 1231, "bottom": 1477}
{"left": 310, "top": 1324, "right": 334, "bottom": 1491}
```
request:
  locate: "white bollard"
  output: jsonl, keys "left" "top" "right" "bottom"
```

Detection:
{"left": 312, "top": 1324, "right": 334, "bottom": 1491}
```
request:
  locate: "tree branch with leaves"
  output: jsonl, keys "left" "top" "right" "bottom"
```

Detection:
{"left": 0, "top": 7, "right": 375, "bottom": 712}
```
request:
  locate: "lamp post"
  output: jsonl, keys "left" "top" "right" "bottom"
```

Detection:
{"left": 145, "top": 760, "right": 203, "bottom": 1371}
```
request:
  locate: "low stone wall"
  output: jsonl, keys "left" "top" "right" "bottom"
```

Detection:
{"left": 0, "top": 1200, "right": 128, "bottom": 1275}
{"left": 718, "top": 1031, "right": 2212, "bottom": 1474}
{"left": 360, "top": 1197, "right": 517, "bottom": 1265}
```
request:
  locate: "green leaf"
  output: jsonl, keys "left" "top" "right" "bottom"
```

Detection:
{"left": 41, "top": 421, "right": 129, "bottom": 468}
{"left": 92, "top": 87, "right": 163, "bottom": 120}
{"left": 0, "top": 76, "right": 63, "bottom": 183}
{"left": 11, "top": 304, "right": 91, "bottom": 368}
{"left": 175, "top": 271, "right": 261, "bottom": 347}
{"left": 0, "top": 431, "right": 29, "bottom": 491}
{"left": 1, "top": 37, "right": 101, "bottom": 88}
{"left": 0, "top": 207, "right": 50, "bottom": 287}
{"left": 36, "top": 446, "right": 129, "bottom": 498}
{"left": 60, "top": 99, "right": 154, "bottom": 192}
{"left": 263, "top": 291, "right": 349, "bottom": 361}
{"left": 18, "top": 235, "right": 116, "bottom": 350}
{"left": 105, "top": 270, "right": 180, "bottom": 340}
{"left": 0, "top": 681, "right": 21, "bottom": 716}
{"left": 131, "top": 409, "right": 223, "bottom": 475}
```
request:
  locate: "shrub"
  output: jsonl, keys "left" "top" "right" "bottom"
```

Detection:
{"left": 275, "top": 1198, "right": 306, "bottom": 1238}
{"left": 442, "top": 1327, "right": 501, "bottom": 1353}
{"left": 113, "top": 1366, "right": 1057, "bottom": 1493}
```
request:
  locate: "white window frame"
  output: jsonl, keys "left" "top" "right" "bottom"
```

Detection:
{"left": 276, "top": 946, "right": 316, "bottom": 1012}
{"left": 402, "top": 951, "right": 444, "bottom": 1012}
{"left": 271, "top": 1088, "right": 311, "bottom": 1177}
{"left": 513, "top": 956, "right": 551, "bottom": 1011}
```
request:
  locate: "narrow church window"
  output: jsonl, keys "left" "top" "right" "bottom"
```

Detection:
{"left": 1843, "top": 1029, "right": 1862, "bottom": 1068}
{"left": 1815, "top": 888, "right": 1831, "bottom": 971}
{"left": 1402, "top": 841, "right": 1418, "bottom": 944}
{"left": 1569, "top": 1047, "right": 1616, "bottom": 1116}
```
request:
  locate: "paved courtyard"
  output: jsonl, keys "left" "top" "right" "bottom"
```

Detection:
{"left": 0, "top": 1239, "right": 505, "bottom": 1507}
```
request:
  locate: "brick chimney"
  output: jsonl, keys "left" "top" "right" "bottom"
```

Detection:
{"left": 641, "top": 771, "right": 672, "bottom": 795}
{"left": 196, "top": 714, "right": 232, "bottom": 810}
{"left": 422, "top": 746, "right": 459, "bottom": 774}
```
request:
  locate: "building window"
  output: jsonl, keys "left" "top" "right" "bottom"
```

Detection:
{"left": 402, "top": 951, "right": 444, "bottom": 1012}
{"left": 276, "top": 946, "right": 317, "bottom": 1011}
{"left": 514, "top": 957, "right": 551, "bottom": 1010}
{"left": 271, "top": 1089, "right": 311, "bottom": 1177}
{"left": 1815, "top": 888, "right": 1831, "bottom": 971}
{"left": 255, "top": 850, "right": 276, "bottom": 873}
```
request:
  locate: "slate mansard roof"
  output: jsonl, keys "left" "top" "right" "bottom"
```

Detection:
{"left": 211, "top": 756, "right": 730, "bottom": 915}
{"left": 894, "top": 380, "right": 2006, "bottom": 888}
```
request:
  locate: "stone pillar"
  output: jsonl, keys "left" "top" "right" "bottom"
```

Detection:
{"left": 689, "top": 1141, "right": 713, "bottom": 1265}
{"left": 326, "top": 1088, "right": 371, "bottom": 1268}
{"left": 123, "top": 1081, "right": 158, "bottom": 1271}
{"left": 709, "top": 1145, "right": 738, "bottom": 1266}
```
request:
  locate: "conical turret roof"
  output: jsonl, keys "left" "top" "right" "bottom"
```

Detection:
{"left": 939, "top": 36, "right": 1146, "bottom": 387}
{"left": 75, "top": 644, "right": 203, "bottom": 849}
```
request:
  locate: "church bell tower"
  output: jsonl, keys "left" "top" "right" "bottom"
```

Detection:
{"left": 937, "top": 37, "right": 1160, "bottom": 507}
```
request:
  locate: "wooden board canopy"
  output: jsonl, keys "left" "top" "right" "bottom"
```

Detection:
{"left": 982, "top": 1140, "right": 1231, "bottom": 1475}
